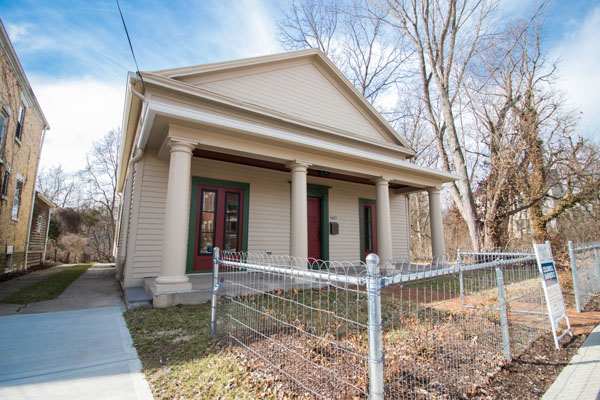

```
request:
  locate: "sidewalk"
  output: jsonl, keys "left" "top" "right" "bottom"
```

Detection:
{"left": 0, "top": 264, "right": 154, "bottom": 399}
{"left": 543, "top": 323, "right": 600, "bottom": 399}
{"left": 0, "top": 306, "right": 153, "bottom": 399}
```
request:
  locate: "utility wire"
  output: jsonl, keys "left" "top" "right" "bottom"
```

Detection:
{"left": 116, "top": 0, "right": 145, "bottom": 90}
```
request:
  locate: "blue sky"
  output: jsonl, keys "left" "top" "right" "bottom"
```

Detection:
{"left": 1, "top": 0, "right": 598, "bottom": 172}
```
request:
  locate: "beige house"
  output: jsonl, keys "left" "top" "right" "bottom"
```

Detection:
{"left": 115, "top": 49, "right": 455, "bottom": 296}
{"left": 0, "top": 20, "right": 50, "bottom": 273}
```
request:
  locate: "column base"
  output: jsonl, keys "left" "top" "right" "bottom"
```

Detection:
{"left": 154, "top": 275, "right": 192, "bottom": 292}
{"left": 154, "top": 281, "right": 193, "bottom": 292}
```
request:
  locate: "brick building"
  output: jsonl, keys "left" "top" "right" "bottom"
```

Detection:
{"left": 0, "top": 19, "right": 50, "bottom": 272}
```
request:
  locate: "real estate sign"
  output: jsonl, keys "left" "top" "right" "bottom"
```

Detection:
{"left": 534, "top": 242, "right": 571, "bottom": 349}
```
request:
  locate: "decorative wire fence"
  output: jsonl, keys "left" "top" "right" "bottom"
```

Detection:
{"left": 211, "top": 248, "right": 549, "bottom": 399}
{"left": 569, "top": 241, "right": 600, "bottom": 312}
{"left": 213, "top": 251, "right": 370, "bottom": 398}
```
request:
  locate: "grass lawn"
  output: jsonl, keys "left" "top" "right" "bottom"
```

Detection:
{"left": 0, "top": 263, "right": 93, "bottom": 304}
{"left": 124, "top": 304, "right": 274, "bottom": 400}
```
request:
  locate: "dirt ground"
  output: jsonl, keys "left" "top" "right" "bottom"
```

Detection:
{"left": 225, "top": 268, "right": 600, "bottom": 399}
{"left": 475, "top": 293, "right": 600, "bottom": 399}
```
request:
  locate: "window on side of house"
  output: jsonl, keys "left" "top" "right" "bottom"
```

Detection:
{"left": 1, "top": 165, "right": 11, "bottom": 199}
{"left": 37, "top": 215, "right": 43, "bottom": 232}
{"left": 11, "top": 175, "right": 24, "bottom": 221}
{"left": 15, "top": 104, "right": 25, "bottom": 143}
{"left": 0, "top": 109, "right": 8, "bottom": 157}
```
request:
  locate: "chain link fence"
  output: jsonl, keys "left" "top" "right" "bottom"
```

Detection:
{"left": 211, "top": 248, "right": 549, "bottom": 399}
{"left": 568, "top": 241, "right": 600, "bottom": 312}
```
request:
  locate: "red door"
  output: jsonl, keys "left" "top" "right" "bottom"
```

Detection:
{"left": 362, "top": 202, "right": 377, "bottom": 260}
{"left": 307, "top": 196, "right": 322, "bottom": 260}
{"left": 193, "top": 185, "right": 244, "bottom": 271}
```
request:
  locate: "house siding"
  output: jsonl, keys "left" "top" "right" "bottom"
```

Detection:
{"left": 123, "top": 153, "right": 410, "bottom": 286}
{"left": 26, "top": 194, "right": 51, "bottom": 267}
{"left": 194, "top": 62, "right": 388, "bottom": 143}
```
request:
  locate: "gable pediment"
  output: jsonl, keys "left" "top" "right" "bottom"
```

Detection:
{"left": 151, "top": 50, "right": 414, "bottom": 154}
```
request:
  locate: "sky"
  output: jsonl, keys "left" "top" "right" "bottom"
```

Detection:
{"left": 0, "top": 0, "right": 598, "bottom": 173}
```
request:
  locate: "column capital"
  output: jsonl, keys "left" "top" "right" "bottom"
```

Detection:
{"left": 167, "top": 137, "right": 197, "bottom": 154}
{"left": 287, "top": 160, "right": 312, "bottom": 172}
{"left": 427, "top": 185, "right": 443, "bottom": 195}
{"left": 374, "top": 176, "right": 391, "bottom": 185}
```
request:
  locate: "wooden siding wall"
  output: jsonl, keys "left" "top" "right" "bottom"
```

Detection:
{"left": 123, "top": 152, "right": 410, "bottom": 287}
{"left": 131, "top": 159, "right": 165, "bottom": 282}
{"left": 26, "top": 196, "right": 51, "bottom": 267}
{"left": 194, "top": 63, "right": 388, "bottom": 143}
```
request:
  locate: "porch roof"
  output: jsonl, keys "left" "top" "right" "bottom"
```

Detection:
{"left": 118, "top": 50, "right": 458, "bottom": 192}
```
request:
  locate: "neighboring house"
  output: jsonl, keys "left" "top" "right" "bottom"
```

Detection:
{"left": 115, "top": 49, "right": 456, "bottom": 295}
{"left": 509, "top": 175, "right": 565, "bottom": 242}
{"left": 26, "top": 192, "right": 54, "bottom": 267}
{"left": 0, "top": 19, "right": 50, "bottom": 273}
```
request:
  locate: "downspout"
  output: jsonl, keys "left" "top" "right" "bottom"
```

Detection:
{"left": 24, "top": 127, "right": 47, "bottom": 269}
{"left": 42, "top": 207, "right": 52, "bottom": 262}
{"left": 115, "top": 73, "right": 146, "bottom": 281}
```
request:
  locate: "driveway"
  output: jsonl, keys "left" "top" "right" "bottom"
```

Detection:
{"left": 0, "top": 264, "right": 153, "bottom": 399}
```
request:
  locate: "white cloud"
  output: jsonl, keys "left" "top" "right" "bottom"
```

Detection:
{"left": 551, "top": 5, "right": 600, "bottom": 139}
{"left": 211, "top": 0, "right": 283, "bottom": 59}
{"left": 4, "top": 22, "right": 29, "bottom": 43}
{"left": 30, "top": 77, "right": 125, "bottom": 173}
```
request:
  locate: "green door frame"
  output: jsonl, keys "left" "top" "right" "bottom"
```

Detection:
{"left": 186, "top": 177, "right": 250, "bottom": 273}
{"left": 359, "top": 198, "right": 376, "bottom": 261}
{"left": 307, "top": 184, "right": 330, "bottom": 262}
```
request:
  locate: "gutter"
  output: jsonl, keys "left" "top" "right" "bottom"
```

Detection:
{"left": 117, "top": 72, "right": 145, "bottom": 193}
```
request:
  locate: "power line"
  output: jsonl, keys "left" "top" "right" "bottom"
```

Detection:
{"left": 115, "top": 0, "right": 145, "bottom": 90}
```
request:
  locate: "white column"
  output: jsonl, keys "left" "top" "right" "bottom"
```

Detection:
{"left": 155, "top": 138, "right": 196, "bottom": 292}
{"left": 289, "top": 161, "right": 310, "bottom": 263}
{"left": 375, "top": 177, "right": 393, "bottom": 264}
{"left": 428, "top": 186, "right": 446, "bottom": 262}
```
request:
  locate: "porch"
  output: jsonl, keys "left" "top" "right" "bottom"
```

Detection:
{"left": 115, "top": 49, "right": 457, "bottom": 307}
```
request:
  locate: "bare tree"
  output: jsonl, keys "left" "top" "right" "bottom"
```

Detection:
{"left": 378, "top": 0, "right": 498, "bottom": 251}
{"left": 467, "top": 11, "right": 600, "bottom": 246}
{"left": 278, "top": 0, "right": 410, "bottom": 107}
{"left": 36, "top": 165, "right": 76, "bottom": 207}
{"left": 278, "top": 0, "right": 340, "bottom": 54}
{"left": 81, "top": 129, "right": 120, "bottom": 259}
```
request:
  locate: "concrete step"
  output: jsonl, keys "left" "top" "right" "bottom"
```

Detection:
{"left": 124, "top": 286, "right": 152, "bottom": 309}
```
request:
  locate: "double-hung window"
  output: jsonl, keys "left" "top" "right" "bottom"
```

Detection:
{"left": 0, "top": 109, "right": 8, "bottom": 156}
{"left": 1, "top": 164, "right": 11, "bottom": 199}
{"left": 15, "top": 104, "right": 25, "bottom": 143}
{"left": 11, "top": 174, "right": 24, "bottom": 221}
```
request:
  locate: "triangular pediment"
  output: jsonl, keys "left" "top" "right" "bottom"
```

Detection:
{"left": 151, "top": 50, "right": 414, "bottom": 153}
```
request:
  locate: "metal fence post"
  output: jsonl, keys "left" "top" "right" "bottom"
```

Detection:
{"left": 568, "top": 241, "right": 582, "bottom": 313}
{"left": 366, "top": 253, "right": 384, "bottom": 400}
{"left": 495, "top": 266, "right": 512, "bottom": 362}
{"left": 210, "top": 247, "right": 220, "bottom": 338}
{"left": 593, "top": 247, "right": 600, "bottom": 287}
{"left": 457, "top": 249, "right": 464, "bottom": 309}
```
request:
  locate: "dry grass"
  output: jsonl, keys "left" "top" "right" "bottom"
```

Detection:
{"left": 124, "top": 303, "right": 277, "bottom": 400}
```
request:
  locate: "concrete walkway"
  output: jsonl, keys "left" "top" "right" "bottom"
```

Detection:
{"left": 0, "top": 264, "right": 153, "bottom": 399}
{"left": 0, "top": 263, "right": 124, "bottom": 316}
{"left": 543, "top": 323, "right": 600, "bottom": 399}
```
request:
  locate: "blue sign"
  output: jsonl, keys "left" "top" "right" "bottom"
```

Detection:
{"left": 541, "top": 262, "right": 558, "bottom": 283}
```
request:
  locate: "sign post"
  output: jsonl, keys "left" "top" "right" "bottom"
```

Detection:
{"left": 534, "top": 242, "right": 572, "bottom": 349}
